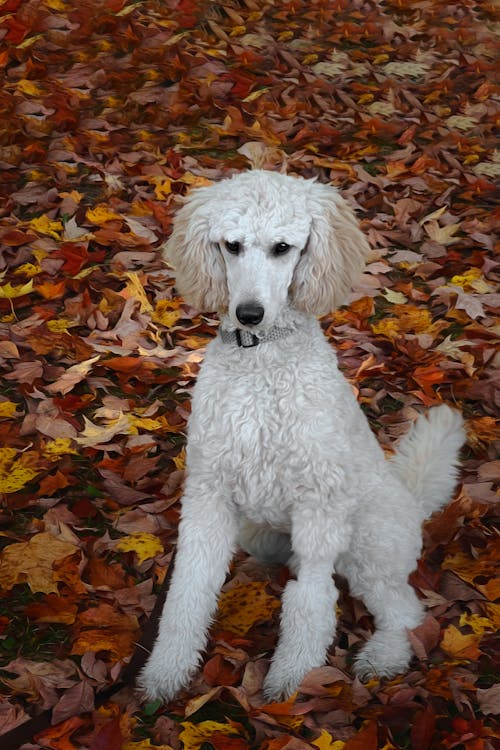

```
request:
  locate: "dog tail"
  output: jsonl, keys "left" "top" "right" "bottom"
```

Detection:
{"left": 390, "top": 404, "right": 465, "bottom": 518}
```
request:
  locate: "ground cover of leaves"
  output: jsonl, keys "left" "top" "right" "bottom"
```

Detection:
{"left": 0, "top": 1, "right": 499, "bottom": 748}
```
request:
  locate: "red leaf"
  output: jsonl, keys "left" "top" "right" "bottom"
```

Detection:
{"left": 89, "top": 715, "right": 122, "bottom": 750}
{"left": 344, "top": 720, "right": 378, "bottom": 750}
{"left": 410, "top": 706, "right": 436, "bottom": 750}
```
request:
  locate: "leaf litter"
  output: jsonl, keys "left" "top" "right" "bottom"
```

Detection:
{"left": 0, "top": 0, "right": 498, "bottom": 748}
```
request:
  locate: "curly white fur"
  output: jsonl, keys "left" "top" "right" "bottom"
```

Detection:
{"left": 138, "top": 170, "right": 465, "bottom": 702}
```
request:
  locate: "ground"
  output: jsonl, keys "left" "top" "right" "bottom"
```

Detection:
{"left": 0, "top": 1, "right": 498, "bottom": 749}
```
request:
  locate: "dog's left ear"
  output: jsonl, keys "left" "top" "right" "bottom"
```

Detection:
{"left": 290, "top": 181, "right": 370, "bottom": 315}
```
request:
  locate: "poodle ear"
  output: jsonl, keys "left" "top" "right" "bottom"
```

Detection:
{"left": 162, "top": 186, "right": 228, "bottom": 311}
{"left": 291, "top": 182, "right": 371, "bottom": 315}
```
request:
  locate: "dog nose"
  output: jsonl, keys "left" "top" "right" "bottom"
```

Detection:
{"left": 236, "top": 303, "right": 265, "bottom": 326}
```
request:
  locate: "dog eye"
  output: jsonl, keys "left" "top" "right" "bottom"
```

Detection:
{"left": 225, "top": 240, "right": 241, "bottom": 255}
{"left": 273, "top": 242, "right": 291, "bottom": 256}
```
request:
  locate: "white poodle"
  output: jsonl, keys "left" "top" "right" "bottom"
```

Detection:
{"left": 139, "top": 170, "right": 464, "bottom": 702}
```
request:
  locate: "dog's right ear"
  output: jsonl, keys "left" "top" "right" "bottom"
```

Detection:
{"left": 163, "top": 186, "right": 228, "bottom": 312}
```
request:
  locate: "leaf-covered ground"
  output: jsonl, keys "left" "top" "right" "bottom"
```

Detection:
{"left": 0, "top": 1, "right": 499, "bottom": 748}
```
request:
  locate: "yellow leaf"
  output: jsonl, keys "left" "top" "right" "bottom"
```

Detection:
{"left": 440, "top": 624, "right": 482, "bottom": 660}
{"left": 450, "top": 267, "right": 487, "bottom": 290}
{"left": 313, "top": 730, "right": 345, "bottom": 750}
{"left": 179, "top": 720, "right": 239, "bottom": 750}
{"left": 46, "top": 318, "right": 78, "bottom": 333}
{"left": 16, "top": 78, "right": 44, "bottom": 96}
{"left": 43, "top": 438, "right": 79, "bottom": 461}
{"left": 0, "top": 279, "right": 34, "bottom": 299}
{"left": 180, "top": 172, "right": 213, "bottom": 187}
{"left": 14, "top": 263, "right": 42, "bottom": 278}
{"left": 0, "top": 532, "right": 78, "bottom": 594}
{"left": 216, "top": 581, "right": 280, "bottom": 635}
{"left": 459, "top": 612, "right": 495, "bottom": 636}
{"left": 85, "top": 205, "right": 122, "bottom": 224}
{"left": 0, "top": 401, "right": 21, "bottom": 418}
{"left": 0, "top": 446, "right": 41, "bottom": 494}
{"left": 172, "top": 448, "right": 185, "bottom": 471}
{"left": 151, "top": 299, "right": 183, "bottom": 328}
{"left": 123, "top": 740, "right": 172, "bottom": 750}
{"left": 28, "top": 215, "right": 64, "bottom": 239}
{"left": 116, "top": 533, "right": 164, "bottom": 564}
{"left": 129, "top": 416, "right": 164, "bottom": 431}
{"left": 242, "top": 87, "right": 269, "bottom": 102}
{"left": 123, "top": 271, "right": 153, "bottom": 313}
{"left": 371, "top": 306, "right": 436, "bottom": 339}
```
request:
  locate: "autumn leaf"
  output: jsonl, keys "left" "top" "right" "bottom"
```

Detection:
{"left": 0, "top": 446, "right": 42, "bottom": 493}
{"left": 179, "top": 720, "right": 241, "bottom": 750}
{"left": 0, "top": 279, "right": 34, "bottom": 298}
{"left": 46, "top": 355, "right": 101, "bottom": 395}
{"left": 115, "top": 533, "right": 164, "bottom": 564}
{"left": 0, "top": 532, "right": 80, "bottom": 594}
{"left": 85, "top": 205, "right": 122, "bottom": 224}
{"left": 313, "top": 730, "right": 346, "bottom": 750}
{"left": 71, "top": 602, "right": 139, "bottom": 661}
{"left": 28, "top": 215, "right": 64, "bottom": 239}
{"left": 0, "top": 0, "right": 497, "bottom": 746}
{"left": 216, "top": 582, "right": 280, "bottom": 635}
{"left": 440, "top": 624, "right": 482, "bottom": 660}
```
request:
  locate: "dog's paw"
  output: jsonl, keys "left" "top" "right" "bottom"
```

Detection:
{"left": 262, "top": 660, "right": 304, "bottom": 702}
{"left": 137, "top": 651, "right": 195, "bottom": 703}
{"left": 353, "top": 630, "right": 412, "bottom": 683}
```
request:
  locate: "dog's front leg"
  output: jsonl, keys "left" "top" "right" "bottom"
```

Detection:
{"left": 138, "top": 486, "right": 237, "bottom": 702}
{"left": 263, "top": 557, "right": 338, "bottom": 701}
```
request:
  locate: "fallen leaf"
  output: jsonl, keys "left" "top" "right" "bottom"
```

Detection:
{"left": 115, "top": 532, "right": 164, "bottom": 564}
{"left": 216, "top": 581, "right": 280, "bottom": 635}
{"left": 0, "top": 532, "right": 80, "bottom": 594}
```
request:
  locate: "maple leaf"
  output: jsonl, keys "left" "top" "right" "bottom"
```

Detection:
{"left": 0, "top": 446, "right": 42, "bottom": 493}
{"left": 115, "top": 532, "right": 164, "bottom": 564}
{"left": 46, "top": 354, "right": 101, "bottom": 395}
{"left": 179, "top": 720, "right": 241, "bottom": 750}
{"left": 216, "top": 581, "right": 280, "bottom": 635}
{"left": 0, "top": 279, "right": 34, "bottom": 298}
{"left": 0, "top": 532, "right": 80, "bottom": 594}
{"left": 440, "top": 624, "right": 482, "bottom": 660}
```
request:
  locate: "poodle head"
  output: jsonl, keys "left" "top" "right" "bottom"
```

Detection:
{"left": 163, "top": 170, "right": 370, "bottom": 329}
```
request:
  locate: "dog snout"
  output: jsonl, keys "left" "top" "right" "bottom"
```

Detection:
{"left": 236, "top": 302, "right": 265, "bottom": 326}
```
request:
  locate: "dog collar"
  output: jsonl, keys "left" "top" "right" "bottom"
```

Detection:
{"left": 219, "top": 326, "right": 294, "bottom": 348}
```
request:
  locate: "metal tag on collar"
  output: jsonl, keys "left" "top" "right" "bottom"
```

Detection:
{"left": 235, "top": 329, "right": 260, "bottom": 348}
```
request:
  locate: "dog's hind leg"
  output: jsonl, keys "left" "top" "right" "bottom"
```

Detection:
{"left": 238, "top": 519, "right": 292, "bottom": 565}
{"left": 262, "top": 500, "right": 348, "bottom": 700}
{"left": 351, "top": 579, "right": 424, "bottom": 681}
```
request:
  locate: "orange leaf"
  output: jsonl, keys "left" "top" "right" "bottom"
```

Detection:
{"left": 26, "top": 593, "right": 78, "bottom": 624}
{"left": 36, "top": 279, "right": 67, "bottom": 300}
{"left": 0, "top": 532, "right": 79, "bottom": 594}
{"left": 440, "top": 624, "right": 482, "bottom": 660}
{"left": 38, "top": 470, "right": 70, "bottom": 496}
{"left": 35, "top": 716, "right": 86, "bottom": 750}
{"left": 71, "top": 602, "right": 140, "bottom": 661}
